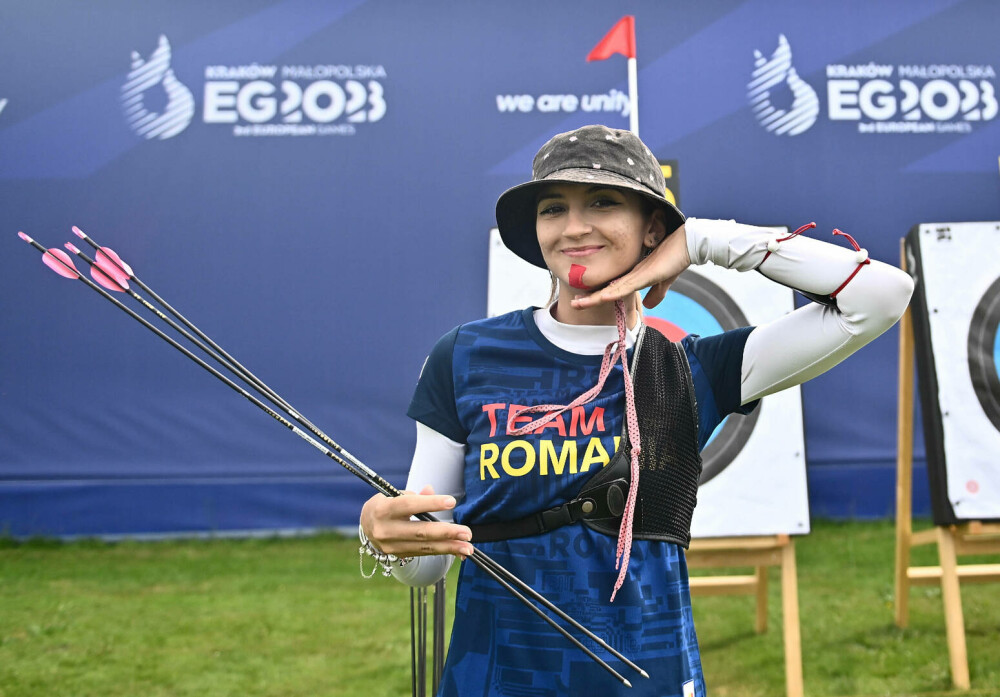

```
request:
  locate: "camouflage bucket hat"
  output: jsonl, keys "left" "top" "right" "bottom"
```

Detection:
{"left": 495, "top": 125, "right": 685, "bottom": 268}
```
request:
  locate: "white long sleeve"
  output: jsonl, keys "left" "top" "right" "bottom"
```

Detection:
{"left": 684, "top": 217, "right": 914, "bottom": 403}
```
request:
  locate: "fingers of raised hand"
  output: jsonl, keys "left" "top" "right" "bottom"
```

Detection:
{"left": 571, "top": 273, "right": 645, "bottom": 309}
{"left": 572, "top": 226, "right": 690, "bottom": 309}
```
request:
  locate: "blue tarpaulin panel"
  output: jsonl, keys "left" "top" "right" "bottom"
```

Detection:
{"left": 4, "top": 0, "right": 997, "bottom": 536}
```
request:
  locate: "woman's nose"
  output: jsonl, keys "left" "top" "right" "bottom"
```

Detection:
{"left": 563, "top": 205, "right": 592, "bottom": 237}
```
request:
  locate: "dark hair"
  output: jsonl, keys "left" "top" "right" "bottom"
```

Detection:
{"left": 638, "top": 194, "right": 658, "bottom": 220}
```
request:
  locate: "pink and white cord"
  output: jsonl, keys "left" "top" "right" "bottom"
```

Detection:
{"left": 507, "top": 299, "right": 641, "bottom": 601}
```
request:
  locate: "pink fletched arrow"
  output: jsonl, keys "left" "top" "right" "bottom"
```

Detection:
{"left": 44, "top": 249, "right": 80, "bottom": 279}
{"left": 65, "top": 242, "right": 127, "bottom": 292}
{"left": 18, "top": 232, "right": 81, "bottom": 279}
{"left": 96, "top": 248, "right": 132, "bottom": 284}
{"left": 72, "top": 226, "right": 134, "bottom": 282}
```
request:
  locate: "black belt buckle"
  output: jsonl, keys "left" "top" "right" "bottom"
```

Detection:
{"left": 539, "top": 505, "right": 574, "bottom": 530}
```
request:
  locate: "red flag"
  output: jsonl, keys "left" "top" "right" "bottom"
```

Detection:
{"left": 586, "top": 16, "right": 636, "bottom": 61}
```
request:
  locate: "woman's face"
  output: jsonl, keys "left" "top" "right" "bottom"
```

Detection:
{"left": 535, "top": 183, "right": 656, "bottom": 291}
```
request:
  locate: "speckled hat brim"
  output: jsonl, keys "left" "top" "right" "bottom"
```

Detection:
{"left": 495, "top": 167, "right": 685, "bottom": 268}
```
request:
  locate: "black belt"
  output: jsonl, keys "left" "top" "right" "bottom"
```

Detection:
{"left": 467, "top": 478, "right": 629, "bottom": 543}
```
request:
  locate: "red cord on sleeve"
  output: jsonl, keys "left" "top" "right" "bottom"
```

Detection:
{"left": 757, "top": 221, "right": 817, "bottom": 267}
{"left": 829, "top": 228, "right": 871, "bottom": 298}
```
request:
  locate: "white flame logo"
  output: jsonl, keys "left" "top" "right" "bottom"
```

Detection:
{"left": 121, "top": 35, "right": 194, "bottom": 140}
{"left": 748, "top": 35, "right": 819, "bottom": 136}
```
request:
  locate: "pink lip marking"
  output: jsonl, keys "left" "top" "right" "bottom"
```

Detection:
{"left": 568, "top": 264, "right": 592, "bottom": 290}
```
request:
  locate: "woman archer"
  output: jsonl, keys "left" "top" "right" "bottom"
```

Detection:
{"left": 359, "top": 124, "right": 913, "bottom": 697}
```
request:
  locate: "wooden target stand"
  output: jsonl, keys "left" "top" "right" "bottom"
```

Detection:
{"left": 894, "top": 241, "right": 1000, "bottom": 689}
{"left": 687, "top": 534, "right": 804, "bottom": 697}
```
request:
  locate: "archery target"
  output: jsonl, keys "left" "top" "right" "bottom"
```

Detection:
{"left": 487, "top": 227, "right": 809, "bottom": 537}
{"left": 908, "top": 222, "right": 1000, "bottom": 523}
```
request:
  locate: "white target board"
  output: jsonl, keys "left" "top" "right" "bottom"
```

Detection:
{"left": 907, "top": 222, "right": 1000, "bottom": 523}
{"left": 487, "top": 227, "right": 810, "bottom": 538}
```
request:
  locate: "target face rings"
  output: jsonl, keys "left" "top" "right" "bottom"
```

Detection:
{"left": 967, "top": 275, "right": 1000, "bottom": 433}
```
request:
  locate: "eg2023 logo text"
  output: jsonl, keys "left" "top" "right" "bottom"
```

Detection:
{"left": 748, "top": 34, "right": 996, "bottom": 136}
{"left": 122, "top": 35, "right": 387, "bottom": 140}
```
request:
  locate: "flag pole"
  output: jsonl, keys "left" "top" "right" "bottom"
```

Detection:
{"left": 627, "top": 56, "right": 639, "bottom": 136}
{"left": 586, "top": 16, "right": 639, "bottom": 136}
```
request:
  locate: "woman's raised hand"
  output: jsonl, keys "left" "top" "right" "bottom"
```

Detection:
{"left": 360, "top": 485, "right": 475, "bottom": 559}
{"left": 572, "top": 223, "right": 690, "bottom": 310}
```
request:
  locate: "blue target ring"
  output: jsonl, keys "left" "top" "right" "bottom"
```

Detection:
{"left": 649, "top": 292, "right": 724, "bottom": 338}
{"left": 993, "top": 323, "right": 999, "bottom": 382}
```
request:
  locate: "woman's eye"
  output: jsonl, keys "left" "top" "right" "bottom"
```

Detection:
{"left": 538, "top": 204, "right": 564, "bottom": 216}
{"left": 592, "top": 197, "right": 621, "bottom": 208}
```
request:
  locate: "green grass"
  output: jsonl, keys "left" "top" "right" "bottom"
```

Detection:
{"left": 0, "top": 521, "right": 997, "bottom": 697}
{"left": 691, "top": 521, "right": 1000, "bottom": 697}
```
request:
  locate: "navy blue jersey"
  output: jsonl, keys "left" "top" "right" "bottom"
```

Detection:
{"left": 408, "top": 308, "right": 756, "bottom": 697}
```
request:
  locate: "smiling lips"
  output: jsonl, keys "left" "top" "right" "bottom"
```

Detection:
{"left": 562, "top": 245, "right": 604, "bottom": 257}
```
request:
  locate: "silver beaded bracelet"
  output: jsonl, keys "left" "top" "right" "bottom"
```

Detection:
{"left": 358, "top": 524, "right": 414, "bottom": 578}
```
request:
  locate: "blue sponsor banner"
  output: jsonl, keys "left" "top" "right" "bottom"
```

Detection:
{"left": 2, "top": 0, "right": 997, "bottom": 535}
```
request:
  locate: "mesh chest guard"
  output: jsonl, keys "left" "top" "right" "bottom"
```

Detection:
{"left": 580, "top": 326, "right": 702, "bottom": 547}
{"left": 467, "top": 326, "right": 703, "bottom": 548}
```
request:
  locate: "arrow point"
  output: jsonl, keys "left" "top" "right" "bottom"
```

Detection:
{"left": 18, "top": 231, "right": 32, "bottom": 243}
{"left": 71, "top": 226, "right": 86, "bottom": 239}
{"left": 65, "top": 242, "right": 81, "bottom": 254}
